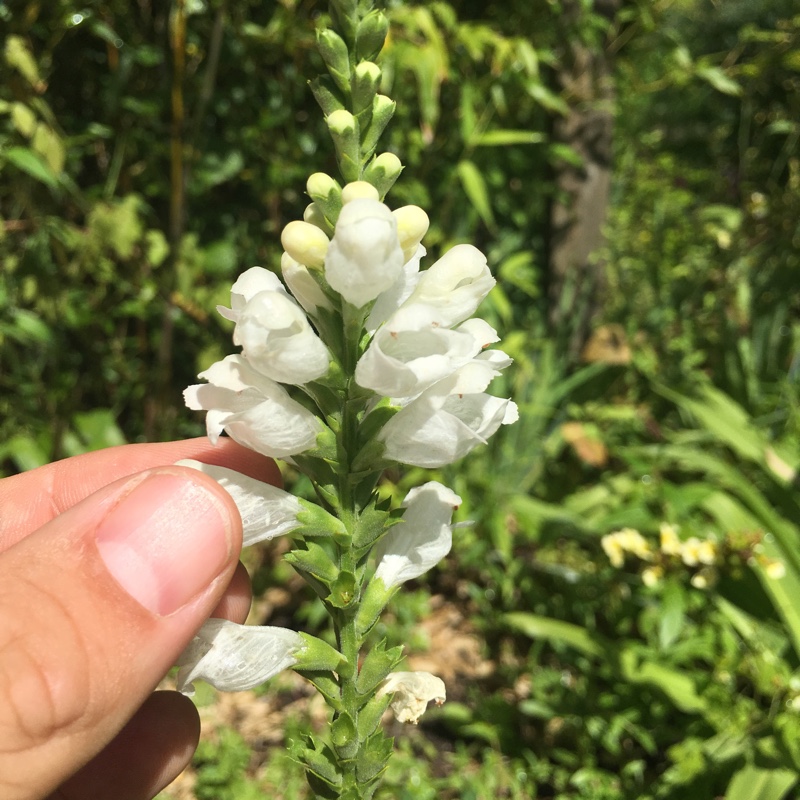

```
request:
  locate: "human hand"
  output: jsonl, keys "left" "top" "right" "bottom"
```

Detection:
{"left": 0, "top": 438, "right": 280, "bottom": 800}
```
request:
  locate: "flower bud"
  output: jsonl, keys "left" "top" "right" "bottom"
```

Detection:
{"left": 353, "top": 61, "right": 381, "bottom": 118}
{"left": 303, "top": 202, "right": 332, "bottom": 234}
{"left": 392, "top": 205, "right": 430, "bottom": 262}
{"left": 363, "top": 152, "right": 404, "bottom": 200}
{"left": 362, "top": 95, "right": 396, "bottom": 157}
{"left": 307, "top": 171, "right": 343, "bottom": 224}
{"left": 316, "top": 29, "right": 351, "bottom": 94}
{"left": 326, "top": 109, "right": 361, "bottom": 182}
{"left": 356, "top": 9, "right": 390, "bottom": 62}
{"left": 281, "top": 220, "right": 330, "bottom": 269}
{"left": 342, "top": 180, "right": 380, "bottom": 204}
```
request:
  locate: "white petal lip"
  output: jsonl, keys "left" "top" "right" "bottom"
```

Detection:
{"left": 366, "top": 244, "right": 424, "bottom": 333}
{"left": 377, "top": 671, "right": 446, "bottom": 724}
{"left": 374, "top": 481, "right": 461, "bottom": 589}
{"left": 217, "top": 266, "right": 287, "bottom": 322}
{"left": 176, "top": 618, "right": 304, "bottom": 694}
{"left": 176, "top": 460, "right": 302, "bottom": 546}
{"left": 355, "top": 304, "right": 491, "bottom": 399}
{"left": 378, "top": 362, "right": 517, "bottom": 468}
{"left": 184, "top": 355, "right": 323, "bottom": 458}
{"left": 404, "top": 244, "right": 495, "bottom": 327}
{"left": 234, "top": 290, "right": 330, "bottom": 385}
{"left": 324, "top": 198, "right": 404, "bottom": 308}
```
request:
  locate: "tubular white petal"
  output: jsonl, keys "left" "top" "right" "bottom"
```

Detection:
{"left": 176, "top": 619, "right": 304, "bottom": 694}
{"left": 281, "top": 252, "right": 333, "bottom": 314}
{"left": 184, "top": 355, "right": 324, "bottom": 458}
{"left": 355, "top": 304, "right": 486, "bottom": 399}
{"left": 216, "top": 267, "right": 287, "bottom": 322}
{"left": 235, "top": 290, "right": 330, "bottom": 384}
{"left": 376, "top": 671, "right": 446, "bottom": 724}
{"left": 378, "top": 363, "right": 516, "bottom": 467}
{"left": 366, "top": 244, "right": 424, "bottom": 333}
{"left": 405, "top": 244, "right": 495, "bottom": 327}
{"left": 176, "top": 460, "right": 302, "bottom": 546}
{"left": 324, "top": 198, "right": 404, "bottom": 308}
{"left": 374, "top": 481, "right": 461, "bottom": 588}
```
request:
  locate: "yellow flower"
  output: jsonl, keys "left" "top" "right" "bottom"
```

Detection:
{"left": 601, "top": 534, "right": 625, "bottom": 568}
{"left": 617, "top": 527, "right": 653, "bottom": 561}
{"left": 659, "top": 523, "right": 682, "bottom": 556}
{"left": 642, "top": 566, "right": 663, "bottom": 587}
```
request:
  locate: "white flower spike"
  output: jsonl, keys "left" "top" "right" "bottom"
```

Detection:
{"left": 177, "top": 618, "right": 305, "bottom": 694}
{"left": 176, "top": 460, "right": 302, "bottom": 546}
{"left": 377, "top": 671, "right": 446, "bottom": 724}
{"left": 184, "top": 355, "right": 325, "bottom": 458}
{"left": 324, "top": 198, "right": 404, "bottom": 308}
{"left": 374, "top": 481, "right": 461, "bottom": 589}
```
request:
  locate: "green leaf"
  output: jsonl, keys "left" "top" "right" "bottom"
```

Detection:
{"left": 725, "top": 766, "right": 796, "bottom": 800}
{"left": 696, "top": 65, "right": 742, "bottom": 97}
{"left": 355, "top": 640, "right": 403, "bottom": 697}
{"left": 620, "top": 652, "right": 708, "bottom": 715}
{"left": 659, "top": 580, "right": 686, "bottom": 649}
{"left": 472, "top": 129, "right": 545, "bottom": 147}
{"left": 4, "top": 146, "right": 58, "bottom": 188}
{"left": 456, "top": 159, "right": 495, "bottom": 230}
{"left": 504, "top": 612, "right": 605, "bottom": 657}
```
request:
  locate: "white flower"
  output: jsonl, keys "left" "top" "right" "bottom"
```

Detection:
{"left": 355, "top": 304, "right": 499, "bottom": 400}
{"left": 216, "top": 266, "right": 287, "bottom": 323}
{"left": 176, "top": 618, "right": 304, "bottom": 694}
{"left": 176, "top": 460, "right": 302, "bottom": 546}
{"left": 392, "top": 205, "right": 430, "bottom": 263}
{"left": 234, "top": 289, "right": 330, "bottom": 384}
{"left": 184, "top": 355, "right": 324, "bottom": 458}
{"left": 379, "top": 358, "right": 518, "bottom": 467}
{"left": 281, "top": 252, "right": 333, "bottom": 315}
{"left": 365, "top": 244, "right": 425, "bottom": 333}
{"left": 404, "top": 244, "right": 495, "bottom": 327}
{"left": 376, "top": 671, "right": 446, "bottom": 724}
{"left": 374, "top": 481, "right": 461, "bottom": 589}
{"left": 324, "top": 198, "right": 404, "bottom": 308}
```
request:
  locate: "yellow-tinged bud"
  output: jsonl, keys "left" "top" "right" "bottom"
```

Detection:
{"left": 327, "top": 108, "right": 357, "bottom": 136}
{"left": 364, "top": 152, "right": 404, "bottom": 199}
{"left": 342, "top": 181, "right": 380, "bottom": 204}
{"left": 281, "top": 220, "right": 330, "bottom": 269}
{"left": 307, "top": 172, "right": 340, "bottom": 201}
{"left": 393, "top": 205, "right": 429, "bottom": 261}
{"left": 303, "top": 202, "right": 331, "bottom": 233}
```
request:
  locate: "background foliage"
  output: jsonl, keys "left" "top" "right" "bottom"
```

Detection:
{"left": 2, "top": 0, "right": 799, "bottom": 798}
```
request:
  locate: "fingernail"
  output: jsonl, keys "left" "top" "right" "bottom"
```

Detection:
{"left": 96, "top": 472, "right": 234, "bottom": 616}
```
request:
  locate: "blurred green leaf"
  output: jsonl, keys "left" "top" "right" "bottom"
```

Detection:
{"left": 4, "top": 146, "right": 58, "bottom": 187}
{"left": 725, "top": 766, "right": 796, "bottom": 800}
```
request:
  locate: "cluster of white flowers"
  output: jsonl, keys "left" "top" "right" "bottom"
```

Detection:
{"left": 178, "top": 178, "right": 516, "bottom": 721}
{"left": 185, "top": 179, "right": 517, "bottom": 467}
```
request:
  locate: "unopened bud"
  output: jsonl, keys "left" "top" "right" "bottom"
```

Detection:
{"left": 362, "top": 95, "right": 396, "bottom": 158}
{"left": 364, "top": 152, "right": 404, "bottom": 199}
{"left": 353, "top": 61, "right": 381, "bottom": 117}
{"left": 307, "top": 172, "right": 343, "bottom": 225}
{"left": 326, "top": 109, "right": 361, "bottom": 182}
{"left": 342, "top": 181, "right": 380, "bottom": 204}
{"left": 316, "top": 29, "right": 351, "bottom": 94}
{"left": 356, "top": 9, "right": 390, "bottom": 62}
{"left": 303, "top": 202, "right": 332, "bottom": 234}
{"left": 281, "top": 220, "right": 330, "bottom": 269}
{"left": 393, "top": 205, "right": 430, "bottom": 260}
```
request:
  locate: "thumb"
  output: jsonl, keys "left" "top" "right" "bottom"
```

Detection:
{"left": 0, "top": 466, "right": 242, "bottom": 800}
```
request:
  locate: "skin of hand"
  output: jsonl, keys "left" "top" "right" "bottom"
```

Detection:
{"left": 0, "top": 437, "right": 281, "bottom": 800}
